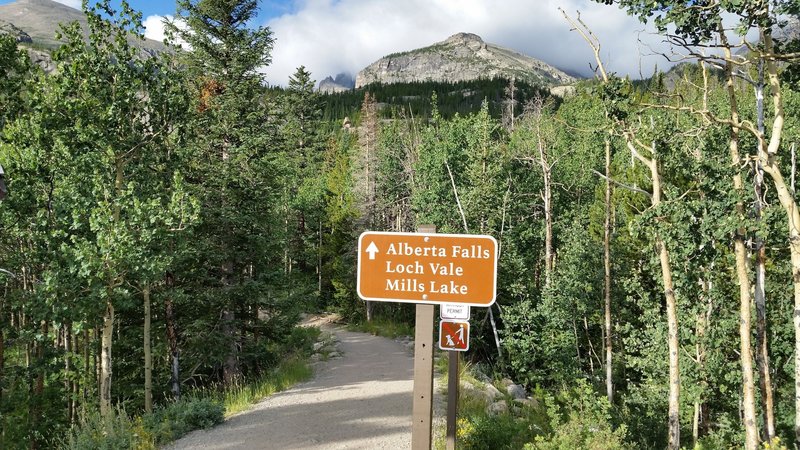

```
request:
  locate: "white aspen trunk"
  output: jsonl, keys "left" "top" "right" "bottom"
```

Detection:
{"left": 626, "top": 136, "right": 680, "bottom": 450}
{"left": 143, "top": 284, "right": 152, "bottom": 413}
{"left": 754, "top": 69, "right": 776, "bottom": 443}
{"left": 718, "top": 35, "right": 759, "bottom": 449}
{"left": 604, "top": 138, "right": 613, "bottom": 404}
{"left": 100, "top": 301, "right": 113, "bottom": 417}
{"left": 540, "top": 150, "right": 553, "bottom": 286}
{"left": 165, "top": 272, "right": 180, "bottom": 401}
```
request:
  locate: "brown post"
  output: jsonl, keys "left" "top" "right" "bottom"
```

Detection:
{"left": 446, "top": 350, "right": 459, "bottom": 450}
{"left": 412, "top": 224, "right": 436, "bottom": 450}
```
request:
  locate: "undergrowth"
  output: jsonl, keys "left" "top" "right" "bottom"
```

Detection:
{"left": 347, "top": 317, "right": 413, "bottom": 339}
{"left": 436, "top": 361, "right": 631, "bottom": 450}
{"left": 63, "top": 326, "right": 318, "bottom": 449}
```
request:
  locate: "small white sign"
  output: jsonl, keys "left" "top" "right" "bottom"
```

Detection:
{"left": 440, "top": 304, "right": 470, "bottom": 320}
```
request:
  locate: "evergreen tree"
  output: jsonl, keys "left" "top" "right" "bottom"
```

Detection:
{"left": 169, "top": 0, "right": 281, "bottom": 385}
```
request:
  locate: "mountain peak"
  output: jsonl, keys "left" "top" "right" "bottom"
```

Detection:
{"left": 444, "top": 32, "right": 484, "bottom": 44}
{"left": 355, "top": 33, "right": 575, "bottom": 89}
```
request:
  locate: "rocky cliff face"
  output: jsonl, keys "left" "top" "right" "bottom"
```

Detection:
{"left": 318, "top": 72, "right": 355, "bottom": 93}
{"left": 0, "top": 0, "right": 169, "bottom": 74}
{"left": 355, "top": 32, "right": 575, "bottom": 88}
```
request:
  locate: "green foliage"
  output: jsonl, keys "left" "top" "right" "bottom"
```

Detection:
{"left": 4, "top": 0, "right": 800, "bottom": 447}
{"left": 528, "top": 380, "right": 630, "bottom": 450}
{"left": 65, "top": 398, "right": 224, "bottom": 449}
{"left": 65, "top": 408, "right": 155, "bottom": 450}
{"left": 457, "top": 413, "right": 536, "bottom": 450}
{"left": 142, "top": 398, "right": 224, "bottom": 444}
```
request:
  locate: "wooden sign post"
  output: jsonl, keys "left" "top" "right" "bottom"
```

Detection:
{"left": 356, "top": 228, "right": 497, "bottom": 450}
{"left": 446, "top": 350, "right": 458, "bottom": 450}
{"left": 411, "top": 224, "right": 436, "bottom": 450}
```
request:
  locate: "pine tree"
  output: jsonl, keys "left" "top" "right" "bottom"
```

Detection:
{"left": 169, "top": 0, "right": 278, "bottom": 385}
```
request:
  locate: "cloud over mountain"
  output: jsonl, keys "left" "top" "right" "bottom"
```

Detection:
{"left": 262, "top": 0, "right": 670, "bottom": 86}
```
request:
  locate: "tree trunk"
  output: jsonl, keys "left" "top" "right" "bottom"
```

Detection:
{"left": 83, "top": 327, "right": 90, "bottom": 410}
{"left": 625, "top": 136, "right": 680, "bottom": 450}
{"left": 222, "top": 308, "right": 240, "bottom": 386}
{"left": 30, "top": 321, "right": 47, "bottom": 450}
{"left": 718, "top": 35, "right": 759, "bottom": 449}
{"left": 143, "top": 284, "right": 152, "bottom": 413}
{"left": 64, "top": 321, "right": 73, "bottom": 424}
{"left": 165, "top": 272, "right": 180, "bottom": 400}
{"left": 755, "top": 244, "right": 775, "bottom": 441}
{"left": 535, "top": 108, "right": 554, "bottom": 286}
{"left": 603, "top": 138, "right": 613, "bottom": 404}
{"left": 100, "top": 301, "right": 114, "bottom": 417}
{"left": 753, "top": 70, "right": 776, "bottom": 442}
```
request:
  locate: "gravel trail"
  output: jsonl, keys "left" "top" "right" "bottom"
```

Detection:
{"left": 166, "top": 324, "right": 415, "bottom": 450}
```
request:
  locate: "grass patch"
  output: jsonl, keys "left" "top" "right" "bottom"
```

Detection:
{"left": 347, "top": 318, "right": 413, "bottom": 339}
{"left": 222, "top": 357, "right": 313, "bottom": 417}
{"left": 189, "top": 356, "right": 314, "bottom": 418}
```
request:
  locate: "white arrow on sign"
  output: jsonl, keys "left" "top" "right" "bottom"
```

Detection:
{"left": 365, "top": 241, "right": 379, "bottom": 260}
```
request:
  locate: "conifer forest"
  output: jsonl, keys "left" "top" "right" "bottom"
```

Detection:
{"left": 4, "top": 0, "right": 800, "bottom": 448}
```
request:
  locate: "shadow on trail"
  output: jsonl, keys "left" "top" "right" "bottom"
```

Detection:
{"left": 167, "top": 327, "right": 416, "bottom": 450}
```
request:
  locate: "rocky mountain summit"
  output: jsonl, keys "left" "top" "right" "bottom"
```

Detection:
{"left": 355, "top": 32, "right": 576, "bottom": 89}
{"left": 318, "top": 72, "right": 355, "bottom": 93}
{"left": 0, "top": 0, "right": 168, "bottom": 73}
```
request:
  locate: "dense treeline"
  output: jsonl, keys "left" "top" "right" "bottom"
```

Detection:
{"left": 3, "top": 0, "right": 800, "bottom": 449}
{"left": 317, "top": 77, "right": 551, "bottom": 122}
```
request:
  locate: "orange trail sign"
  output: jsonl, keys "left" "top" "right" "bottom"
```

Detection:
{"left": 357, "top": 231, "right": 497, "bottom": 306}
{"left": 439, "top": 320, "right": 470, "bottom": 352}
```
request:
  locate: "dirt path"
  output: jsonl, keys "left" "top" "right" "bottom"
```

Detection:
{"left": 166, "top": 323, "right": 416, "bottom": 449}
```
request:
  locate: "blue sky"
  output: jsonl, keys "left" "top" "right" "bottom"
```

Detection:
{"left": 1, "top": 0, "right": 679, "bottom": 86}
{"left": 0, "top": 0, "right": 291, "bottom": 20}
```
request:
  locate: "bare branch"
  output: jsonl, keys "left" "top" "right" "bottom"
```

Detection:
{"left": 444, "top": 159, "right": 469, "bottom": 233}
{"left": 592, "top": 170, "right": 652, "bottom": 199}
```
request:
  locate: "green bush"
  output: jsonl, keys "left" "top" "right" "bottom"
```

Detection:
{"left": 65, "top": 397, "right": 224, "bottom": 449}
{"left": 458, "top": 413, "right": 536, "bottom": 450}
{"left": 526, "top": 380, "right": 630, "bottom": 450}
{"left": 65, "top": 408, "right": 155, "bottom": 450}
{"left": 143, "top": 397, "right": 224, "bottom": 444}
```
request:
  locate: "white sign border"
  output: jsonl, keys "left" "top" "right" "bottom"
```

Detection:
{"left": 438, "top": 319, "right": 470, "bottom": 352}
{"left": 356, "top": 231, "right": 498, "bottom": 307}
{"left": 440, "top": 304, "right": 471, "bottom": 320}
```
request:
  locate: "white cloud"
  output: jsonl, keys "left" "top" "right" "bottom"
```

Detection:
{"left": 143, "top": 15, "right": 170, "bottom": 43}
{"left": 54, "top": 0, "right": 82, "bottom": 9}
{"left": 261, "top": 0, "right": 673, "bottom": 87}
{"left": 143, "top": 14, "right": 190, "bottom": 48}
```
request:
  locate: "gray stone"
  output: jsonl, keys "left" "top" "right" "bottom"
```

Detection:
{"left": 312, "top": 342, "right": 325, "bottom": 352}
{"left": 459, "top": 380, "right": 481, "bottom": 399}
{"left": 484, "top": 383, "right": 503, "bottom": 401}
{"left": 487, "top": 400, "right": 508, "bottom": 415}
{"left": 507, "top": 384, "right": 527, "bottom": 400}
{"left": 328, "top": 352, "right": 342, "bottom": 359}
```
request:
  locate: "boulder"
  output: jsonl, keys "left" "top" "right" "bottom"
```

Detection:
{"left": 484, "top": 383, "right": 503, "bottom": 401}
{"left": 507, "top": 384, "right": 527, "bottom": 400}
{"left": 487, "top": 400, "right": 508, "bottom": 415}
